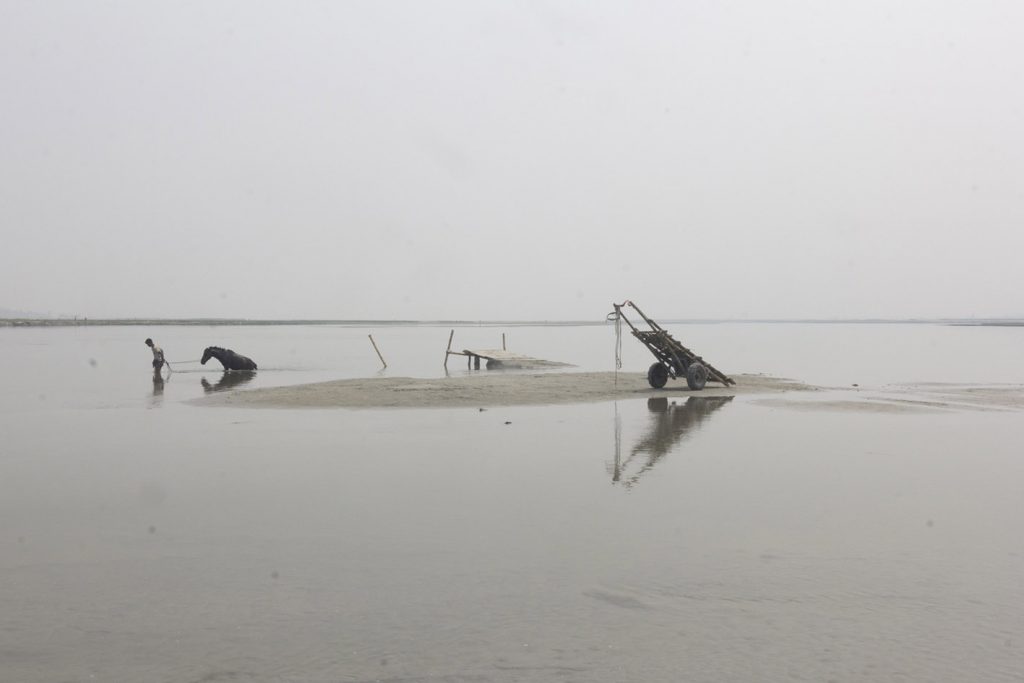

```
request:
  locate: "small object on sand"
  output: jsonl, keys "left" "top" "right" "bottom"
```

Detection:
{"left": 504, "top": 421, "right": 512, "bottom": 425}
{"left": 478, "top": 408, "right": 486, "bottom": 412}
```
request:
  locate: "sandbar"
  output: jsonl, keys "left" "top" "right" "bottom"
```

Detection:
{"left": 194, "top": 371, "right": 813, "bottom": 409}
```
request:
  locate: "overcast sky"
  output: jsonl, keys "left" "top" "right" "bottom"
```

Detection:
{"left": 2, "top": 1, "right": 1022, "bottom": 320}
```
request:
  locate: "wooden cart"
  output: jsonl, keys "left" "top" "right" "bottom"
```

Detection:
{"left": 610, "top": 300, "right": 735, "bottom": 390}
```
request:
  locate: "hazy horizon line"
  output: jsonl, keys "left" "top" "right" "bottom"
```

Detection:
{"left": 3, "top": 316, "right": 1023, "bottom": 328}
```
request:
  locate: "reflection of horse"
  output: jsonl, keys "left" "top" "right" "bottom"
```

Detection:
{"left": 610, "top": 396, "right": 733, "bottom": 488}
{"left": 200, "top": 346, "right": 257, "bottom": 371}
{"left": 201, "top": 371, "right": 255, "bottom": 393}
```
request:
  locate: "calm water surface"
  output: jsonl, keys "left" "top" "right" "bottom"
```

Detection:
{"left": 1, "top": 323, "right": 1022, "bottom": 682}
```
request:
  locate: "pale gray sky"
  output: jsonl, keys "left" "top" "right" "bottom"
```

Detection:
{"left": 2, "top": 1, "right": 1022, "bottom": 320}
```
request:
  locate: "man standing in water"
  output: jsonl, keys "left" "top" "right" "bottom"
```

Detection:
{"left": 145, "top": 338, "right": 168, "bottom": 373}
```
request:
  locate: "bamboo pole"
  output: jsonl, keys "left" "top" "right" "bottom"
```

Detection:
{"left": 368, "top": 334, "right": 386, "bottom": 369}
{"left": 443, "top": 329, "right": 454, "bottom": 369}
{"left": 502, "top": 333, "right": 506, "bottom": 351}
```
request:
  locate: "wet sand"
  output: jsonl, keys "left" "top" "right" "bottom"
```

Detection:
{"left": 193, "top": 370, "right": 1024, "bottom": 414}
{"left": 193, "top": 371, "right": 815, "bottom": 409}
{"left": 754, "top": 383, "right": 1024, "bottom": 413}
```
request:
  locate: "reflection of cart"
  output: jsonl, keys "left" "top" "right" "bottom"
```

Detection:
{"left": 610, "top": 300, "right": 735, "bottom": 390}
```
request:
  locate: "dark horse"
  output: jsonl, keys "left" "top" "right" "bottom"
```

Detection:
{"left": 201, "top": 346, "right": 258, "bottom": 371}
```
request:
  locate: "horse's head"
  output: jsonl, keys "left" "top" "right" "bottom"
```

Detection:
{"left": 200, "top": 347, "right": 215, "bottom": 365}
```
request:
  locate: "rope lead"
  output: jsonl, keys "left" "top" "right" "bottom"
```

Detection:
{"left": 608, "top": 307, "right": 623, "bottom": 386}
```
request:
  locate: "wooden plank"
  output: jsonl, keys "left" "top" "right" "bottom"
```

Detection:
{"left": 461, "top": 349, "right": 532, "bottom": 361}
{"left": 457, "top": 349, "right": 572, "bottom": 368}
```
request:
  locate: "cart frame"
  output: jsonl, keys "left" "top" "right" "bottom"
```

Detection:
{"left": 610, "top": 300, "right": 735, "bottom": 389}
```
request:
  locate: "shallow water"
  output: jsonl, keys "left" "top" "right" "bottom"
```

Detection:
{"left": 1, "top": 323, "right": 1022, "bottom": 681}
{"left": 2, "top": 321, "right": 1023, "bottom": 410}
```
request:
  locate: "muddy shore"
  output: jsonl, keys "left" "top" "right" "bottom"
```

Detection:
{"left": 192, "top": 370, "right": 1024, "bottom": 413}
{"left": 193, "top": 371, "right": 813, "bottom": 409}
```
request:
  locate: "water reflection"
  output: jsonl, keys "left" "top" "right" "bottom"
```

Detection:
{"left": 610, "top": 396, "right": 733, "bottom": 488}
{"left": 201, "top": 371, "right": 256, "bottom": 393}
{"left": 151, "top": 370, "right": 165, "bottom": 396}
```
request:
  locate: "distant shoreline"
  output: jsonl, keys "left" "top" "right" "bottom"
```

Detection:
{"left": 0, "top": 318, "right": 607, "bottom": 328}
{"left": 2, "top": 318, "right": 1023, "bottom": 328}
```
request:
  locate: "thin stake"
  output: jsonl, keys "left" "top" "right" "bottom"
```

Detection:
{"left": 443, "top": 329, "right": 454, "bottom": 369}
{"left": 502, "top": 332, "right": 506, "bottom": 351}
{"left": 369, "top": 334, "right": 386, "bottom": 369}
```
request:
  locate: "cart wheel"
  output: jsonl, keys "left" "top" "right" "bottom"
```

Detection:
{"left": 686, "top": 362, "right": 708, "bottom": 390}
{"left": 647, "top": 362, "right": 669, "bottom": 389}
